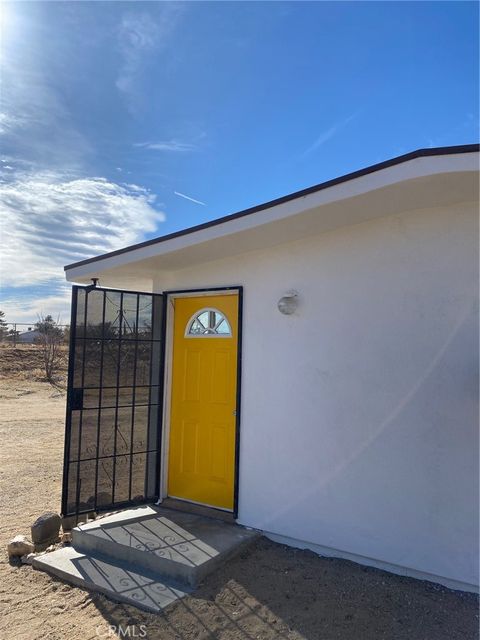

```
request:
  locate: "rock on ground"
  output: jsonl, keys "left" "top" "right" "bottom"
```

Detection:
{"left": 21, "top": 553, "right": 36, "bottom": 565}
{"left": 7, "top": 535, "right": 34, "bottom": 558}
{"left": 31, "top": 512, "right": 61, "bottom": 546}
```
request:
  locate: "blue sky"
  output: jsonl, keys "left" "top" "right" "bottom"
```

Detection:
{"left": 1, "top": 1, "right": 478, "bottom": 323}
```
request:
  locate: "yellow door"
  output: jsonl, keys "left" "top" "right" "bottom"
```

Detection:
{"left": 168, "top": 294, "right": 238, "bottom": 510}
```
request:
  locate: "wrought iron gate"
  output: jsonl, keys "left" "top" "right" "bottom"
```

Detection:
{"left": 61, "top": 285, "right": 165, "bottom": 516}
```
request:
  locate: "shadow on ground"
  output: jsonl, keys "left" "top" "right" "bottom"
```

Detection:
{"left": 87, "top": 537, "right": 479, "bottom": 640}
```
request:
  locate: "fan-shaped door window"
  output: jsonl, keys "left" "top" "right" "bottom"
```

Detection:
{"left": 186, "top": 308, "right": 232, "bottom": 337}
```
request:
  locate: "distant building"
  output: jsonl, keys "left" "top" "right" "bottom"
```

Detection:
{"left": 17, "top": 328, "right": 41, "bottom": 344}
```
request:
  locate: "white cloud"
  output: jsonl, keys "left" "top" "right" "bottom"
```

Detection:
{"left": 0, "top": 9, "right": 168, "bottom": 323}
{"left": 1, "top": 289, "right": 72, "bottom": 325}
{"left": 0, "top": 171, "right": 165, "bottom": 289}
{"left": 134, "top": 140, "right": 198, "bottom": 152}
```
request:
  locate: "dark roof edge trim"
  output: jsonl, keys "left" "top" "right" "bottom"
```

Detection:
{"left": 65, "top": 143, "right": 479, "bottom": 272}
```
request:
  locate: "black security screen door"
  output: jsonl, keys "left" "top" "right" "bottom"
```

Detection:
{"left": 62, "top": 285, "right": 165, "bottom": 516}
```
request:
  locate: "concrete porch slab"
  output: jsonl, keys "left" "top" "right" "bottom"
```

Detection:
{"left": 73, "top": 506, "right": 259, "bottom": 587}
{"left": 32, "top": 546, "right": 188, "bottom": 614}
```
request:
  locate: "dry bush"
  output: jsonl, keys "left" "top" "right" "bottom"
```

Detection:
{"left": 0, "top": 344, "right": 68, "bottom": 385}
{"left": 34, "top": 315, "right": 68, "bottom": 388}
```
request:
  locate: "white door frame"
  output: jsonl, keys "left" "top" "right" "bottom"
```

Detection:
{"left": 158, "top": 287, "right": 242, "bottom": 509}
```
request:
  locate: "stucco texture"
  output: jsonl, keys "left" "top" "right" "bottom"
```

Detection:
{"left": 156, "top": 201, "right": 479, "bottom": 591}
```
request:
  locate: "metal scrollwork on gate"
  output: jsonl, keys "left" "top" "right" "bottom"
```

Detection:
{"left": 62, "top": 286, "right": 164, "bottom": 517}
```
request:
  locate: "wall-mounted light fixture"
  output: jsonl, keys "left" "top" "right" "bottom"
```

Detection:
{"left": 277, "top": 290, "right": 298, "bottom": 315}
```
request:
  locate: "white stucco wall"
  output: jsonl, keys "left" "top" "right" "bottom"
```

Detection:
{"left": 155, "top": 200, "right": 479, "bottom": 592}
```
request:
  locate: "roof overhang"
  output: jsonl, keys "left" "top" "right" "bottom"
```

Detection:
{"left": 65, "top": 146, "right": 479, "bottom": 290}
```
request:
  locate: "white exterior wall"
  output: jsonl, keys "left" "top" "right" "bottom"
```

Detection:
{"left": 155, "top": 201, "right": 479, "bottom": 592}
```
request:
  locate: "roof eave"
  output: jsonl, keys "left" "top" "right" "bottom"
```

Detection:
{"left": 64, "top": 144, "right": 480, "bottom": 275}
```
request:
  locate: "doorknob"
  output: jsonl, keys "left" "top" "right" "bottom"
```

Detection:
{"left": 232, "top": 410, "right": 237, "bottom": 416}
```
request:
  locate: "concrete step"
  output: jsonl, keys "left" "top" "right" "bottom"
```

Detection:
{"left": 160, "top": 498, "right": 235, "bottom": 523}
{"left": 72, "top": 505, "right": 259, "bottom": 588}
{"left": 32, "top": 546, "right": 187, "bottom": 614}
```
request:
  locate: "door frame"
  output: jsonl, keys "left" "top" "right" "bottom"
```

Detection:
{"left": 158, "top": 285, "right": 243, "bottom": 518}
{"left": 159, "top": 286, "right": 243, "bottom": 517}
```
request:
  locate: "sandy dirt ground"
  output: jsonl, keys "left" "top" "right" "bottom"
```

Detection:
{"left": 0, "top": 372, "right": 478, "bottom": 640}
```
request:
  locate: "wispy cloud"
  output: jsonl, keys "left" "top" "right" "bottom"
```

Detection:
{"left": 174, "top": 191, "right": 206, "bottom": 206}
{"left": 424, "top": 113, "right": 479, "bottom": 149}
{"left": 134, "top": 140, "right": 197, "bottom": 152}
{"left": 1, "top": 170, "right": 165, "bottom": 290}
{"left": 0, "top": 10, "right": 92, "bottom": 172}
{"left": 1, "top": 288, "right": 73, "bottom": 324}
{"left": 0, "top": 7, "right": 168, "bottom": 323}
{"left": 116, "top": 7, "right": 184, "bottom": 109}
{"left": 0, "top": 112, "right": 26, "bottom": 136}
{"left": 301, "top": 114, "right": 356, "bottom": 157}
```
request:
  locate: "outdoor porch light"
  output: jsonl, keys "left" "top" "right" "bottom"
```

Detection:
{"left": 277, "top": 290, "right": 298, "bottom": 315}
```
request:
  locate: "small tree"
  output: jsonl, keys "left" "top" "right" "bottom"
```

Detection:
{"left": 35, "top": 314, "right": 65, "bottom": 385}
{"left": 8, "top": 326, "right": 20, "bottom": 344}
{"left": 63, "top": 324, "right": 70, "bottom": 345}
{"left": 0, "top": 311, "right": 8, "bottom": 341}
